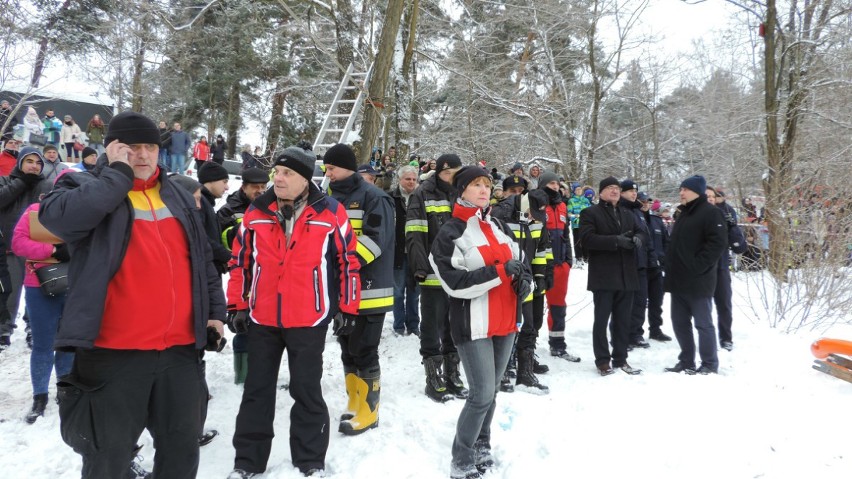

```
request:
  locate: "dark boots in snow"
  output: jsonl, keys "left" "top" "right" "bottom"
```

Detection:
{"left": 25, "top": 393, "right": 48, "bottom": 424}
{"left": 516, "top": 349, "right": 549, "bottom": 394}
{"left": 443, "top": 353, "right": 469, "bottom": 399}
{"left": 424, "top": 355, "right": 454, "bottom": 402}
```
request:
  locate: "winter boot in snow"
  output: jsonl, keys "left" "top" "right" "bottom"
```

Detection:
{"left": 129, "top": 455, "right": 152, "bottom": 479}
{"left": 505, "top": 346, "right": 517, "bottom": 378}
{"left": 233, "top": 352, "right": 248, "bottom": 385}
{"left": 0, "top": 334, "right": 9, "bottom": 351}
{"left": 516, "top": 349, "right": 549, "bottom": 394}
{"left": 198, "top": 429, "right": 218, "bottom": 447}
{"left": 25, "top": 393, "right": 48, "bottom": 424}
{"left": 424, "top": 355, "right": 453, "bottom": 402}
{"left": 443, "top": 353, "right": 469, "bottom": 399}
{"left": 226, "top": 469, "right": 258, "bottom": 479}
{"left": 340, "top": 366, "right": 358, "bottom": 421}
{"left": 339, "top": 366, "right": 380, "bottom": 435}
{"left": 474, "top": 437, "right": 495, "bottom": 473}
{"left": 533, "top": 355, "right": 549, "bottom": 374}
{"left": 499, "top": 369, "right": 514, "bottom": 393}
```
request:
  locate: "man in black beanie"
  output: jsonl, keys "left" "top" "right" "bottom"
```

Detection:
{"left": 664, "top": 175, "right": 727, "bottom": 375}
{"left": 195, "top": 162, "right": 233, "bottom": 276}
{"left": 406, "top": 152, "right": 468, "bottom": 402}
{"left": 619, "top": 179, "right": 654, "bottom": 350}
{"left": 323, "top": 143, "right": 394, "bottom": 435}
{"left": 39, "top": 110, "right": 227, "bottom": 478}
{"left": 578, "top": 176, "right": 644, "bottom": 376}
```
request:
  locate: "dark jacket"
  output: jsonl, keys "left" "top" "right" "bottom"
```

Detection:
{"left": 390, "top": 185, "right": 412, "bottom": 269}
{"left": 620, "top": 198, "right": 654, "bottom": 269}
{"left": 0, "top": 166, "right": 51, "bottom": 251}
{"left": 578, "top": 200, "right": 642, "bottom": 291}
{"left": 491, "top": 195, "right": 551, "bottom": 301}
{"left": 159, "top": 128, "right": 172, "bottom": 150}
{"left": 328, "top": 172, "right": 395, "bottom": 315}
{"left": 39, "top": 164, "right": 226, "bottom": 351}
{"left": 240, "top": 151, "right": 260, "bottom": 170}
{"left": 200, "top": 187, "right": 234, "bottom": 274}
{"left": 405, "top": 173, "right": 457, "bottom": 288}
{"left": 664, "top": 195, "right": 727, "bottom": 296}
{"left": 216, "top": 188, "right": 253, "bottom": 250}
{"left": 644, "top": 211, "right": 669, "bottom": 268}
{"left": 168, "top": 130, "right": 190, "bottom": 155}
{"left": 210, "top": 140, "right": 226, "bottom": 162}
{"left": 718, "top": 204, "right": 747, "bottom": 270}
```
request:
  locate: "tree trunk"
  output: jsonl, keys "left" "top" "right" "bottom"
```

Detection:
{"left": 357, "top": 0, "right": 406, "bottom": 165}
{"left": 226, "top": 83, "right": 241, "bottom": 158}
{"left": 131, "top": 28, "right": 147, "bottom": 112}
{"left": 30, "top": 0, "right": 72, "bottom": 88}
{"left": 265, "top": 79, "right": 288, "bottom": 157}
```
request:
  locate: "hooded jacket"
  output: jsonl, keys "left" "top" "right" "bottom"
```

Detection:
{"left": 0, "top": 147, "right": 52, "bottom": 250}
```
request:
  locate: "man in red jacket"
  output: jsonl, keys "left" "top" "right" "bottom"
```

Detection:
{"left": 226, "top": 145, "right": 360, "bottom": 479}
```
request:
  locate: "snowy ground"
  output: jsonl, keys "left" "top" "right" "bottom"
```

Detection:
{"left": 1, "top": 264, "right": 851, "bottom": 479}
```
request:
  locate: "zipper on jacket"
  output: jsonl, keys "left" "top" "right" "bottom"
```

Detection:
{"left": 313, "top": 267, "right": 321, "bottom": 312}
{"left": 250, "top": 266, "right": 261, "bottom": 310}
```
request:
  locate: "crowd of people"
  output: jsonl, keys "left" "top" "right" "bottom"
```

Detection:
{"left": 0, "top": 103, "right": 759, "bottom": 479}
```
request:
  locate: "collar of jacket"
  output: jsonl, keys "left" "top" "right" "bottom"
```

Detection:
{"left": 619, "top": 197, "right": 641, "bottom": 209}
{"left": 680, "top": 194, "right": 707, "bottom": 214}
{"left": 132, "top": 168, "right": 162, "bottom": 191}
{"left": 329, "top": 170, "right": 362, "bottom": 194}
{"left": 435, "top": 174, "right": 455, "bottom": 195}
{"left": 201, "top": 185, "right": 216, "bottom": 204}
{"left": 252, "top": 181, "right": 324, "bottom": 216}
{"left": 453, "top": 200, "right": 490, "bottom": 222}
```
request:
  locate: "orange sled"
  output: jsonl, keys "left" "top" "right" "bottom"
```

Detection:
{"left": 811, "top": 338, "right": 852, "bottom": 359}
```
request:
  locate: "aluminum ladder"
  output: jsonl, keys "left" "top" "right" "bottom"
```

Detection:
{"left": 313, "top": 62, "right": 373, "bottom": 155}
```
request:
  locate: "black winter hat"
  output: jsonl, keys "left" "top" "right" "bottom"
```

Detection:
{"left": 435, "top": 153, "right": 462, "bottom": 173}
{"left": 502, "top": 174, "right": 528, "bottom": 192}
{"left": 104, "top": 111, "right": 161, "bottom": 147}
{"left": 275, "top": 146, "right": 317, "bottom": 182}
{"left": 680, "top": 175, "right": 707, "bottom": 195}
{"left": 599, "top": 176, "right": 620, "bottom": 192}
{"left": 620, "top": 178, "right": 638, "bottom": 192}
{"left": 538, "top": 171, "right": 559, "bottom": 189}
{"left": 323, "top": 143, "right": 357, "bottom": 172}
{"left": 81, "top": 147, "right": 98, "bottom": 160}
{"left": 198, "top": 161, "right": 229, "bottom": 184}
{"left": 452, "top": 165, "right": 491, "bottom": 193}
{"left": 241, "top": 167, "right": 269, "bottom": 184}
{"left": 170, "top": 174, "right": 202, "bottom": 195}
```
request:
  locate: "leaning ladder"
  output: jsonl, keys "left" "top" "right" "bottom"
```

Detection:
{"left": 313, "top": 62, "right": 373, "bottom": 156}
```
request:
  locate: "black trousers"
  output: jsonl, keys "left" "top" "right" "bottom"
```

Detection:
{"left": 592, "top": 290, "right": 633, "bottom": 367}
{"left": 517, "top": 295, "right": 544, "bottom": 351}
{"left": 629, "top": 268, "right": 649, "bottom": 341}
{"left": 58, "top": 345, "right": 202, "bottom": 479}
{"left": 233, "top": 324, "right": 329, "bottom": 474}
{"left": 419, "top": 287, "right": 455, "bottom": 358}
{"left": 646, "top": 267, "right": 665, "bottom": 333}
{"left": 571, "top": 228, "right": 585, "bottom": 260}
{"left": 338, "top": 314, "right": 384, "bottom": 372}
{"left": 714, "top": 267, "right": 733, "bottom": 343}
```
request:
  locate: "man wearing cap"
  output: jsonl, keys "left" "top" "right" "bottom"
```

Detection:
{"left": 406, "top": 153, "right": 468, "bottom": 402}
{"left": 196, "top": 161, "right": 233, "bottom": 275}
{"left": 539, "top": 171, "right": 580, "bottom": 363}
{"left": 619, "top": 179, "right": 654, "bottom": 350}
{"left": 40, "top": 143, "right": 68, "bottom": 181}
{"left": 502, "top": 175, "right": 528, "bottom": 198}
{"left": 323, "top": 143, "right": 394, "bottom": 436}
{"left": 227, "top": 145, "right": 360, "bottom": 477}
{"left": 38, "top": 111, "right": 227, "bottom": 478}
{"left": 71, "top": 147, "right": 100, "bottom": 173}
{"left": 390, "top": 165, "right": 421, "bottom": 337}
{"left": 663, "top": 175, "right": 727, "bottom": 375}
{"left": 0, "top": 146, "right": 49, "bottom": 349}
{"left": 0, "top": 137, "right": 20, "bottom": 176}
{"left": 356, "top": 163, "right": 379, "bottom": 185}
{"left": 578, "top": 176, "right": 644, "bottom": 376}
{"left": 639, "top": 192, "right": 672, "bottom": 342}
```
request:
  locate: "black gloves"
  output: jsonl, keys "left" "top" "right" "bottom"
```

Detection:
{"left": 616, "top": 234, "right": 635, "bottom": 250}
{"left": 205, "top": 326, "right": 227, "bottom": 352}
{"left": 414, "top": 271, "right": 427, "bottom": 283}
{"left": 632, "top": 235, "right": 643, "bottom": 250}
{"left": 52, "top": 244, "right": 70, "bottom": 263}
{"left": 504, "top": 259, "right": 523, "bottom": 277}
{"left": 333, "top": 313, "right": 357, "bottom": 336}
{"left": 544, "top": 274, "right": 554, "bottom": 291}
{"left": 515, "top": 271, "right": 533, "bottom": 299}
{"left": 21, "top": 173, "right": 41, "bottom": 188}
{"left": 534, "top": 276, "right": 546, "bottom": 295}
{"left": 227, "top": 310, "right": 250, "bottom": 334}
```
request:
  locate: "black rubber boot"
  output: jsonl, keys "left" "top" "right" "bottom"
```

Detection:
{"left": 443, "top": 353, "right": 469, "bottom": 399}
{"left": 25, "top": 393, "right": 48, "bottom": 424}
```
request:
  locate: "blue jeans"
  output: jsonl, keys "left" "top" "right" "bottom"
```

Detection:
{"left": 670, "top": 292, "right": 718, "bottom": 369}
{"left": 159, "top": 148, "right": 171, "bottom": 170}
{"left": 26, "top": 286, "right": 73, "bottom": 395}
{"left": 392, "top": 259, "right": 420, "bottom": 333}
{"left": 170, "top": 153, "right": 186, "bottom": 174}
{"left": 451, "top": 333, "right": 515, "bottom": 475}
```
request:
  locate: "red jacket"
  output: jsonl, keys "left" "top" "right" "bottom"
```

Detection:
{"left": 193, "top": 141, "right": 210, "bottom": 162}
{"left": 0, "top": 151, "right": 16, "bottom": 176}
{"left": 227, "top": 185, "right": 360, "bottom": 328}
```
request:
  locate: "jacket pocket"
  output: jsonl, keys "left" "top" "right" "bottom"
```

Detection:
{"left": 312, "top": 267, "right": 321, "bottom": 313}
{"left": 57, "top": 376, "right": 108, "bottom": 455}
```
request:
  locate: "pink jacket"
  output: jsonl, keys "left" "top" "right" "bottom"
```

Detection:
{"left": 12, "top": 204, "right": 56, "bottom": 287}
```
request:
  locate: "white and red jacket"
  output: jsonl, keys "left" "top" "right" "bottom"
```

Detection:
{"left": 429, "top": 202, "right": 524, "bottom": 343}
{"left": 227, "top": 184, "right": 360, "bottom": 328}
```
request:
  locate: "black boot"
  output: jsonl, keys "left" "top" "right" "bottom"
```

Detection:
{"left": 515, "top": 349, "right": 549, "bottom": 395}
{"left": 25, "top": 393, "right": 48, "bottom": 424}
{"left": 533, "top": 355, "right": 549, "bottom": 374}
{"left": 443, "top": 353, "right": 469, "bottom": 399}
{"left": 499, "top": 369, "right": 514, "bottom": 393}
{"left": 424, "top": 355, "right": 453, "bottom": 402}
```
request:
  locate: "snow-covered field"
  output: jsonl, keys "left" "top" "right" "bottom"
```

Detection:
{"left": 1, "top": 264, "right": 851, "bottom": 479}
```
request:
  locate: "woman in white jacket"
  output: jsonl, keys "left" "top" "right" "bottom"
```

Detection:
{"left": 59, "top": 115, "right": 82, "bottom": 161}
{"left": 22, "top": 107, "right": 43, "bottom": 145}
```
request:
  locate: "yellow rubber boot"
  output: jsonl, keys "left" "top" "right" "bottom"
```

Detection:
{"left": 339, "top": 369, "right": 380, "bottom": 436}
{"left": 340, "top": 369, "right": 359, "bottom": 421}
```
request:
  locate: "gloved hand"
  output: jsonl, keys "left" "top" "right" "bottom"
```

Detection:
{"left": 21, "top": 173, "right": 41, "bottom": 188}
{"left": 333, "top": 313, "right": 357, "bottom": 336}
{"left": 414, "top": 271, "right": 427, "bottom": 283}
{"left": 515, "top": 272, "right": 533, "bottom": 298}
{"left": 205, "top": 325, "right": 227, "bottom": 352}
{"left": 534, "top": 276, "right": 546, "bottom": 295}
{"left": 504, "top": 259, "right": 523, "bottom": 277}
{"left": 616, "top": 234, "right": 635, "bottom": 250}
{"left": 544, "top": 274, "right": 554, "bottom": 291}
{"left": 52, "top": 244, "right": 70, "bottom": 262}
{"left": 632, "top": 235, "right": 643, "bottom": 250}
{"left": 227, "top": 310, "right": 250, "bottom": 334}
